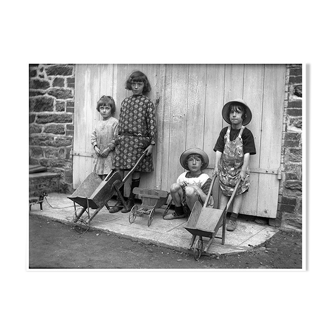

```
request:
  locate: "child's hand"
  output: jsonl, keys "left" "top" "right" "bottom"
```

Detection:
{"left": 108, "top": 143, "right": 115, "bottom": 151}
{"left": 94, "top": 146, "right": 101, "bottom": 155}
{"left": 145, "top": 145, "right": 154, "bottom": 156}
{"left": 212, "top": 167, "right": 219, "bottom": 176}
{"left": 240, "top": 170, "right": 246, "bottom": 181}
{"left": 100, "top": 147, "right": 110, "bottom": 157}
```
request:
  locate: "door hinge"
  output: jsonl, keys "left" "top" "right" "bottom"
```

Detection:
{"left": 250, "top": 167, "right": 282, "bottom": 180}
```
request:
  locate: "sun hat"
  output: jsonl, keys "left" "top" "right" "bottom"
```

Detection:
{"left": 222, "top": 99, "right": 252, "bottom": 126}
{"left": 180, "top": 148, "right": 209, "bottom": 171}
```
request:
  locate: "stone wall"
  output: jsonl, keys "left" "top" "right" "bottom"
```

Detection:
{"left": 29, "top": 64, "right": 75, "bottom": 193}
{"left": 277, "top": 64, "right": 302, "bottom": 230}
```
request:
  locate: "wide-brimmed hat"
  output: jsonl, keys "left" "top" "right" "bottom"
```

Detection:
{"left": 180, "top": 148, "right": 209, "bottom": 171}
{"left": 222, "top": 99, "right": 252, "bottom": 126}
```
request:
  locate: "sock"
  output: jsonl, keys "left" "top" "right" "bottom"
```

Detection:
{"left": 116, "top": 186, "right": 124, "bottom": 204}
{"left": 129, "top": 178, "right": 140, "bottom": 201}
{"left": 174, "top": 205, "right": 184, "bottom": 215}
{"left": 230, "top": 212, "right": 238, "bottom": 221}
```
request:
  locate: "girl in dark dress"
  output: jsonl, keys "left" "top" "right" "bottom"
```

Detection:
{"left": 109, "top": 71, "right": 157, "bottom": 213}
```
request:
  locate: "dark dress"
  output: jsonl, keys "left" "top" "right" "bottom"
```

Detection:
{"left": 113, "top": 94, "right": 156, "bottom": 172}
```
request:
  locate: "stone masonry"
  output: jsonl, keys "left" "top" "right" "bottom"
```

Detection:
{"left": 29, "top": 64, "right": 75, "bottom": 193}
{"left": 276, "top": 64, "right": 302, "bottom": 230}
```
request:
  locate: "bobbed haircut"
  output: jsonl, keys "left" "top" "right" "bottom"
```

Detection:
{"left": 96, "top": 95, "right": 116, "bottom": 116}
{"left": 125, "top": 71, "right": 151, "bottom": 93}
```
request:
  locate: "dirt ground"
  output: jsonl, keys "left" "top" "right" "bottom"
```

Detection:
{"left": 29, "top": 214, "right": 302, "bottom": 269}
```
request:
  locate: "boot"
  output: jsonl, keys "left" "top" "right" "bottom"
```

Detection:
{"left": 108, "top": 186, "right": 124, "bottom": 213}
{"left": 121, "top": 178, "right": 140, "bottom": 213}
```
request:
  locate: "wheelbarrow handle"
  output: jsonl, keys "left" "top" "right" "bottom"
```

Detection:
{"left": 122, "top": 149, "right": 149, "bottom": 184}
{"left": 202, "top": 173, "right": 218, "bottom": 208}
{"left": 226, "top": 178, "right": 242, "bottom": 210}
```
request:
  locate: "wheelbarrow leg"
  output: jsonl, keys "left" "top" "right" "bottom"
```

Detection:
{"left": 73, "top": 205, "right": 87, "bottom": 223}
{"left": 86, "top": 206, "right": 104, "bottom": 225}
{"left": 204, "top": 238, "right": 214, "bottom": 253}
{"left": 189, "top": 234, "right": 197, "bottom": 249}
{"left": 221, "top": 211, "right": 227, "bottom": 245}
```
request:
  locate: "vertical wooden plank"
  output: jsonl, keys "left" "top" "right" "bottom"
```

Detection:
{"left": 204, "top": 64, "right": 226, "bottom": 205}
{"left": 99, "top": 64, "right": 114, "bottom": 98}
{"left": 240, "top": 64, "right": 265, "bottom": 215}
{"left": 204, "top": 64, "right": 226, "bottom": 167}
{"left": 224, "top": 64, "right": 245, "bottom": 102}
{"left": 165, "top": 64, "right": 189, "bottom": 190}
{"left": 73, "top": 64, "right": 87, "bottom": 188}
{"left": 159, "top": 64, "right": 173, "bottom": 191}
{"left": 256, "top": 64, "right": 286, "bottom": 218}
{"left": 185, "top": 64, "right": 207, "bottom": 149}
{"left": 154, "top": 64, "right": 166, "bottom": 190}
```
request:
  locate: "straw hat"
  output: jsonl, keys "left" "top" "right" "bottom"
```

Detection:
{"left": 180, "top": 148, "right": 209, "bottom": 171}
{"left": 222, "top": 99, "right": 252, "bottom": 126}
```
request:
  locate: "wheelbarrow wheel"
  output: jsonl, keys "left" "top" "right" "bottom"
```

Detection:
{"left": 129, "top": 205, "right": 138, "bottom": 224}
{"left": 193, "top": 237, "right": 203, "bottom": 261}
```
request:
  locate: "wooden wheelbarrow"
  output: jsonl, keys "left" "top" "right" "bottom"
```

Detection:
{"left": 67, "top": 149, "right": 148, "bottom": 230}
{"left": 184, "top": 174, "right": 242, "bottom": 260}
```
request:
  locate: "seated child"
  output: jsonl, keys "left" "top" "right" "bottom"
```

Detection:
{"left": 163, "top": 148, "right": 214, "bottom": 220}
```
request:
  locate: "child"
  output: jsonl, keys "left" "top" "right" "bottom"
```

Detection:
{"left": 213, "top": 99, "right": 256, "bottom": 231}
{"left": 164, "top": 148, "right": 214, "bottom": 220}
{"left": 109, "top": 71, "right": 157, "bottom": 213}
{"left": 91, "top": 95, "right": 118, "bottom": 179}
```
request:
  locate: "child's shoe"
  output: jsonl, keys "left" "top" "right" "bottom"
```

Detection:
{"left": 163, "top": 211, "right": 186, "bottom": 220}
{"left": 226, "top": 219, "right": 237, "bottom": 231}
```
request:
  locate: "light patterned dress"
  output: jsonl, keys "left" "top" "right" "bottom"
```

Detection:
{"left": 113, "top": 94, "right": 156, "bottom": 172}
{"left": 91, "top": 117, "right": 118, "bottom": 175}
{"left": 219, "top": 126, "right": 250, "bottom": 196}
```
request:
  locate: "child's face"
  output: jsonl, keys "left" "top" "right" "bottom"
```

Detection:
{"left": 131, "top": 81, "right": 144, "bottom": 95}
{"left": 99, "top": 105, "right": 112, "bottom": 119}
{"left": 229, "top": 106, "right": 244, "bottom": 125}
{"left": 187, "top": 155, "right": 203, "bottom": 173}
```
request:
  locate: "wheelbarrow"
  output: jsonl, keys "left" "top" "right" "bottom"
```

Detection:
{"left": 184, "top": 174, "right": 242, "bottom": 260}
{"left": 67, "top": 149, "right": 148, "bottom": 230}
{"left": 129, "top": 188, "right": 169, "bottom": 227}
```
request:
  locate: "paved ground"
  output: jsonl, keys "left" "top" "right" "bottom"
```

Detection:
{"left": 29, "top": 192, "right": 280, "bottom": 257}
{"left": 28, "top": 193, "right": 302, "bottom": 269}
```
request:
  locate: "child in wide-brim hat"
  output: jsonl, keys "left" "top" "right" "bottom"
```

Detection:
{"left": 164, "top": 148, "right": 214, "bottom": 220}
{"left": 213, "top": 99, "right": 256, "bottom": 231}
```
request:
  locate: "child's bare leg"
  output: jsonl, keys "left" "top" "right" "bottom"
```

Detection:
{"left": 227, "top": 193, "right": 243, "bottom": 231}
{"left": 164, "top": 183, "right": 185, "bottom": 220}
{"left": 170, "top": 183, "right": 183, "bottom": 206}
{"left": 184, "top": 186, "right": 199, "bottom": 210}
{"left": 232, "top": 194, "right": 243, "bottom": 214}
{"left": 219, "top": 194, "right": 229, "bottom": 211}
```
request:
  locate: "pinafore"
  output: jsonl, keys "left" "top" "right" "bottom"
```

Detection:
{"left": 219, "top": 126, "right": 250, "bottom": 196}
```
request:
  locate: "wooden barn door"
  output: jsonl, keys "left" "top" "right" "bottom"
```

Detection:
{"left": 73, "top": 64, "right": 285, "bottom": 219}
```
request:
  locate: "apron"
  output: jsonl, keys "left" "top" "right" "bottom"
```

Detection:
{"left": 219, "top": 126, "right": 250, "bottom": 196}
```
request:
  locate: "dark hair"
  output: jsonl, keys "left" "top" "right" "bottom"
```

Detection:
{"left": 96, "top": 95, "right": 116, "bottom": 116}
{"left": 125, "top": 71, "right": 151, "bottom": 93}
{"left": 184, "top": 154, "right": 203, "bottom": 169}
{"left": 228, "top": 103, "right": 247, "bottom": 122}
